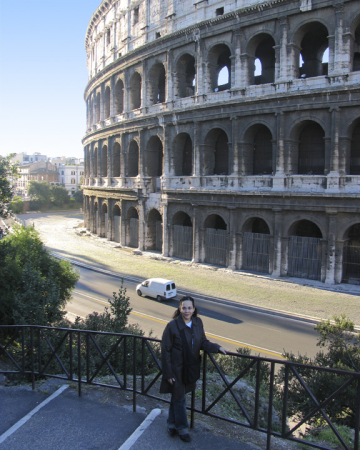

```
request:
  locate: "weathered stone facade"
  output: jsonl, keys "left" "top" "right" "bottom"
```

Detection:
{"left": 82, "top": 0, "right": 360, "bottom": 285}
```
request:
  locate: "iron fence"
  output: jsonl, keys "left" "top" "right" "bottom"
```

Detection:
{"left": 205, "top": 228, "right": 227, "bottom": 266}
{"left": 242, "top": 232, "right": 270, "bottom": 274}
{"left": 288, "top": 236, "right": 322, "bottom": 280}
{"left": 343, "top": 242, "right": 360, "bottom": 285}
{"left": 173, "top": 225, "right": 193, "bottom": 260}
{"left": 0, "top": 325, "right": 359, "bottom": 450}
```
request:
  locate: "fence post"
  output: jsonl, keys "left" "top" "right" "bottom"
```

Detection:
{"left": 78, "top": 331, "right": 81, "bottom": 397}
{"left": 266, "top": 362, "right": 275, "bottom": 450}
{"left": 133, "top": 336, "right": 137, "bottom": 412}
{"left": 30, "top": 327, "right": 35, "bottom": 391}
{"left": 355, "top": 376, "right": 360, "bottom": 450}
{"left": 69, "top": 331, "right": 73, "bottom": 381}
{"left": 21, "top": 327, "right": 25, "bottom": 375}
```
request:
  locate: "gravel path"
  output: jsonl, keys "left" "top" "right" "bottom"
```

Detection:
{"left": 15, "top": 212, "right": 360, "bottom": 327}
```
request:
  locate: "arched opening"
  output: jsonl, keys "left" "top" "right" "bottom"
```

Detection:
{"left": 93, "top": 148, "right": 98, "bottom": 177}
{"left": 172, "top": 133, "right": 193, "bottom": 176}
{"left": 127, "top": 140, "right": 139, "bottom": 177}
{"left": 342, "top": 224, "right": 360, "bottom": 284}
{"left": 242, "top": 218, "right": 271, "bottom": 273}
{"left": 129, "top": 72, "right": 141, "bottom": 110}
{"left": 113, "top": 142, "right": 121, "bottom": 178}
{"left": 298, "top": 22, "right": 329, "bottom": 78}
{"left": 350, "top": 121, "right": 360, "bottom": 175}
{"left": 148, "top": 63, "right": 166, "bottom": 104}
{"left": 127, "top": 207, "right": 139, "bottom": 248}
{"left": 101, "top": 203, "right": 108, "bottom": 238}
{"left": 203, "top": 129, "right": 229, "bottom": 175}
{"left": 207, "top": 44, "right": 231, "bottom": 92}
{"left": 251, "top": 34, "right": 276, "bottom": 85}
{"left": 115, "top": 79, "right": 124, "bottom": 114}
{"left": 96, "top": 92, "right": 101, "bottom": 123}
{"left": 352, "top": 22, "right": 360, "bottom": 71}
{"left": 146, "top": 209, "right": 162, "bottom": 251}
{"left": 172, "top": 211, "right": 193, "bottom": 260}
{"left": 175, "top": 54, "right": 196, "bottom": 98}
{"left": 146, "top": 136, "right": 163, "bottom": 177}
{"left": 113, "top": 204, "right": 121, "bottom": 243}
{"left": 204, "top": 214, "right": 227, "bottom": 266}
{"left": 104, "top": 86, "right": 110, "bottom": 119}
{"left": 253, "top": 125, "right": 273, "bottom": 175}
{"left": 101, "top": 145, "right": 108, "bottom": 177}
{"left": 288, "top": 219, "right": 323, "bottom": 280}
{"left": 298, "top": 122, "right": 325, "bottom": 174}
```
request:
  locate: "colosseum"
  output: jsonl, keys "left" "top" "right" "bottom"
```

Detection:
{"left": 82, "top": 0, "right": 360, "bottom": 285}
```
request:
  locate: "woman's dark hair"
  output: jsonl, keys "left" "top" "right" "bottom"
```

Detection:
{"left": 173, "top": 295, "right": 198, "bottom": 319}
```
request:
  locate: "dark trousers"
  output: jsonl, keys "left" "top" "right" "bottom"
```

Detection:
{"left": 167, "top": 394, "right": 189, "bottom": 435}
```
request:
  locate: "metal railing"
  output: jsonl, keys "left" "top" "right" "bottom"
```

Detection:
{"left": 0, "top": 325, "right": 359, "bottom": 450}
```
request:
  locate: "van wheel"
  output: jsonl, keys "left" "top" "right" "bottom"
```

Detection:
{"left": 137, "top": 289, "right": 142, "bottom": 296}
{"left": 156, "top": 295, "right": 162, "bottom": 302}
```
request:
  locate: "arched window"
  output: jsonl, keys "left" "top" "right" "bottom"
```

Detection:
{"left": 343, "top": 223, "right": 360, "bottom": 283}
{"left": 148, "top": 63, "right": 166, "bottom": 104}
{"left": 172, "top": 211, "right": 193, "bottom": 260}
{"left": 146, "top": 136, "right": 163, "bottom": 176}
{"left": 175, "top": 54, "right": 196, "bottom": 98}
{"left": 298, "top": 23, "right": 329, "bottom": 78}
{"left": 253, "top": 35, "right": 275, "bottom": 85}
{"left": 127, "top": 140, "right": 139, "bottom": 177}
{"left": 298, "top": 123, "right": 325, "bottom": 174}
{"left": 96, "top": 92, "right": 101, "bottom": 123}
{"left": 352, "top": 22, "right": 360, "bottom": 71}
{"left": 172, "top": 133, "right": 193, "bottom": 176}
{"left": 203, "top": 129, "right": 229, "bottom": 175}
{"left": 350, "top": 122, "right": 360, "bottom": 175}
{"left": 93, "top": 148, "right": 98, "bottom": 177}
{"left": 115, "top": 79, "right": 124, "bottom": 114}
{"left": 146, "top": 209, "right": 162, "bottom": 251}
{"left": 253, "top": 126, "right": 273, "bottom": 175}
{"left": 207, "top": 44, "right": 231, "bottom": 92}
{"left": 101, "top": 145, "right": 108, "bottom": 177}
{"left": 112, "top": 142, "right": 121, "bottom": 178}
{"left": 104, "top": 86, "right": 110, "bottom": 119}
{"left": 129, "top": 72, "right": 141, "bottom": 110}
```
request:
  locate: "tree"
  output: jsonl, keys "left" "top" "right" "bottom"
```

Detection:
{"left": 8, "top": 196, "right": 24, "bottom": 214}
{"left": 278, "top": 314, "right": 360, "bottom": 428}
{"left": 50, "top": 185, "right": 70, "bottom": 206}
{"left": 0, "top": 155, "right": 18, "bottom": 218}
{"left": 28, "top": 181, "right": 51, "bottom": 207}
{"left": 0, "top": 226, "right": 79, "bottom": 326}
{"left": 72, "top": 188, "right": 83, "bottom": 203}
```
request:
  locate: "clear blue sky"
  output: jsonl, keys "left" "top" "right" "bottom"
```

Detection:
{"left": 0, "top": 0, "right": 102, "bottom": 159}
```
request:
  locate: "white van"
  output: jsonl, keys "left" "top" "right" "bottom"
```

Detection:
{"left": 136, "top": 278, "right": 177, "bottom": 301}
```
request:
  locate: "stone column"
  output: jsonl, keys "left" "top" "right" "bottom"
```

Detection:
{"left": 162, "top": 203, "right": 169, "bottom": 256}
{"left": 100, "top": 83, "right": 105, "bottom": 125}
{"left": 240, "top": 54, "right": 252, "bottom": 87}
{"left": 120, "top": 199, "right": 125, "bottom": 246}
{"left": 166, "top": 50, "right": 173, "bottom": 103}
{"left": 194, "top": 32, "right": 203, "bottom": 97}
{"left": 139, "top": 128, "right": 145, "bottom": 177}
{"left": 325, "top": 210, "right": 338, "bottom": 284}
{"left": 233, "top": 29, "right": 242, "bottom": 89}
{"left": 281, "top": 236, "right": 289, "bottom": 276}
{"left": 110, "top": 75, "right": 115, "bottom": 119}
{"left": 279, "top": 17, "right": 289, "bottom": 81}
{"left": 236, "top": 232, "right": 243, "bottom": 269}
{"left": 92, "top": 92, "right": 97, "bottom": 128}
{"left": 138, "top": 199, "right": 145, "bottom": 250}
{"left": 273, "top": 111, "right": 285, "bottom": 189}
{"left": 121, "top": 133, "right": 126, "bottom": 183}
{"left": 287, "top": 43, "right": 301, "bottom": 79}
{"left": 107, "top": 198, "right": 113, "bottom": 241}
{"left": 141, "top": 61, "right": 146, "bottom": 110}
{"left": 327, "top": 107, "right": 340, "bottom": 190}
{"left": 107, "top": 136, "right": 113, "bottom": 185}
{"left": 228, "top": 207, "right": 236, "bottom": 269}
{"left": 124, "top": 70, "right": 129, "bottom": 114}
{"left": 272, "top": 208, "right": 283, "bottom": 277}
{"left": 331, "top": 3, "right": 347, "bottom": 74}
{"left": 334, "top": 239, "right": 345, "bottom": 284}
{"left": 192, "top": 204, "right": 199, "bottom": 263}
{"left": 232, "top": 117, "right": 239, "bottom": 176}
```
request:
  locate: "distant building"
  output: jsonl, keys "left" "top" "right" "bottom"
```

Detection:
{"left": 11, "top": 152, "right": 47, "bottom": 165}
{"left": 15, "top": 162, "right": 59, "bottom": 197}
{"left": 59, "top": 164, "right": 84, "bottom": 194}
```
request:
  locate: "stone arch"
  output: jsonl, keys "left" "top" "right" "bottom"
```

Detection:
{"left": 104, "top": 86, "right": 111, "bottom": 119}
{"left": 127, "top": 139, "right": 139, "bottom": 177}
{"left": 112, "top": 142, "right": 121, "bottom": 178}
{"left": 129, "top": 72, "right": 141, "bottom": 110}
{"left": 115, "top": 78, "right": 124, "bottom": 114}
{"left": 146, "top": 135, "right": 163, "bottom": 176}
{"left": 203, "top": 213, "right": 227, "bottom": 266}
{"left": 350, "top": 16, "right": 360, "bottom": 72}
{"left": 101, "top": 145, "right": 108, "bottom": 177}
{"left": 113, "top": 203, "right": 121, "bottom": 243}
{"left": 287, "top": 219, "right": 324, "bottom": 281}
{"left": 96, "top": 92, "right": 101, "bottom": 122}
{"left": 100, "top": 201, "right": 108, "bottom": 238}
{"left": 172, "top": 133, "right": 193, "bottom": 176}
{"left": 241, "top": 217, "right": 271, "bottom": 274}
{"left": 247, "top": 33, "right": 276, "bottom": 85}
{"left": 342, "top": 223, "right": 360, "bottom": 284}
{"left": 243, "top": 124, "right": 273, "bottom": 175}
{"left": 172, "top": 211, "right": 193, "bottom": 260}
{"left": 148, "top": 63, "right": 166, "bottom": 104}
{"left": 202, "top": 128, "right": 229, "bottom": 175}
{"left": 289, "top": 120, "right": 326, "bottom": 175}
{"left": 174, "top": 53, "right": 196, "bottom": 98}
{"left": 146, "top": 208, "right": 163, "bottom": 251}
{"left": 293, "top": 21, "right": 329, "bottom": 78}
{"left": 207, "top": 44, "right": 231, "bottom": 92}
{"left": 349, "top": 117, "right": 360, "bottom": 175}
{"left": 126, "top": 206, "right": 139, "bottom": 248}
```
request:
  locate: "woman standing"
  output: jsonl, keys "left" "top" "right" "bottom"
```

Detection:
{"left": 160, "top": 295, "right": 227, "bottom": 443}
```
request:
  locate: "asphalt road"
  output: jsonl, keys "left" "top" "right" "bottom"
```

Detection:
{"left": 67, "top": 265, "right": 320, "bottom": 359}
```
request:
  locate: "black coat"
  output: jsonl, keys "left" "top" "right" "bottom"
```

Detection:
{"left": 160, "top": 315, "right": 220, "bottom": 400}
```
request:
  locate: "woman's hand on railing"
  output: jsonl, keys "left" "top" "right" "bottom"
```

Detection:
{"left": 219, "top": 347, "right": 227, "bottom": 355}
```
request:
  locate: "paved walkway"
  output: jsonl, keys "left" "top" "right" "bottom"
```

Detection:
{"left": 0, "top": 381, "right": 262, "bottom": 450}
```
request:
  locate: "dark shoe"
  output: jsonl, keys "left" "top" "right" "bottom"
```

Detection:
{"left": 179, "top": 434, "right": 191, "bottom": 442}
{"left": 167, "top": 427, "right": 176, "bottom": 437}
